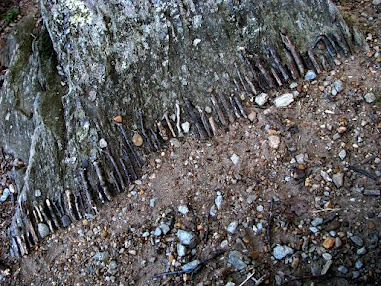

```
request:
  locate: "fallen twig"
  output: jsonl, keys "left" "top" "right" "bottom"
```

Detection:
{"left": 312, "top": 208, "right": 341, "bottom": 213}
{"left": 348, "top": 165, "right": 379, "bottom": 181}
{"left": 239, "top": 271, "right": 256, "bottom": 286}
{"left": 266, "top": 197, "right": 274, "bottom": 252}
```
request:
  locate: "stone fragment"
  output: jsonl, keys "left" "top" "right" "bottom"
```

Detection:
{"left": 132, "top": 133, "right": 143, "bottom": 147}
{"left": 99, "top": 138, "right": 108, "bottom": 148}
{"left": 159, "top": 223, "right": 170, "bottom": 235}
{"left": 181, "top": 260, "right": 200, "bottom": 272}
{"left": 153, "top": 227, "right": 162, "bottom": 236}
{"left": 357, "top": 247, "right": 366, "bottom": 255}
{"left": 93, "top": 251, "right": 109, "bottom": 262}
{"left": 178, "top": 205, "right": 189, "bottom": 215}
{"left": 230, "top": 154, "right": 240, "bottom": 165}
{"left": 322, "top": 253, "right": 332, "bottom": 260}
{"left": 255, "top": 93, "right": 269, "bottom": 106}
{"left": 181, "top": 122, "right": 190, "bottom": 133}
{"left": 273, "top": 245, "right": 293, "bottom": 260}
{"left": 177, "top": 230, "right": 194, "bottom": 245}
{"left": 335, "top": 237, "right": 342, "bottom": 248}
{"left": 325, "top": 221, "right": 341, "bottom": 231}
{"left": 363, "top": 189, "right": 380, "bottom": 196}
{"left": 274, "top": 93, "right": 294, "bottom": 107}
{"left": 228, "top": 251, "right": 247, "bottom": 270}
{"left": 320, "top": 170, "right": 332, "bottom": 183}
{"left": 248, "top": 111, "right": 256, "bottom": 122}
{"left": 323, "top": 237, "right": 335, "bottom": 249}
{"left": 339, "top": 150, "right": 346, "bottom": 160}
{"left": 268, "top": 135, "right": 281, "bottom": 149}
{"left": 305, "top": 70, "right": 317, "bottom": 80}
{"left": 311, "top": 217, "right": 323, "bottom": 227}
{"left": 321, "top": 259, "right": 333, "bottom": 275}
{"left": 227, "top": 221, "right": 239, "bottom": 234}
{"left": 338, "top": 265, "right": 348, "bottom": 274}
{"left": 373, "top": 0, "right": 381, "bottom": 5}
{"left": 332, "top": 172, "right": 344, "bottom": 188}
{"left": 38, "top": 223, "right": 50, "bottom": 239}
{"left": 332, "top": 80, "right": 344, "bottom": 95}
{"left": 177, "top": 244, "right": 186, "bottom": 257}
{"left": 355, "top": 260, "right": 363, "bottom": 269}
{"left": 109, "top": 260, "right": 118, "bottom": 271}
{"left": 350, "top": 235, "right": 364, "bottom": 247}
{"left": 364, "top": 92, "right": 376, "bottom": 103}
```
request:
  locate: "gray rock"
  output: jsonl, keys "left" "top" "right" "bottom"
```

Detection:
{"left": 61, "top": 215, "right": 71, "bottom": 228}
{"left": 339, "top": 150, "right": 346, "bottom": 160}
{"left": 268, "top": 135, "right": 281, "bottom": 149}
{"left": 177, "top": 230, "right": 194, "bottom": 245}
{"left": 322, "top": 253, "right": 332, "bottom": 260}
{"left": 181, "top": 122, "right": 191, "bottom": 133}
{"left": 215, "top": 194, "right": 223, "bottom": 210}
{"left": 364, "top": 92, "right": 376, "bottom": 103}
{"left": 153, "top": 227, "right": 162, "bottom": 236}
{"left": 228, "top": 251, "right": 247, "bottom": 270}
{"left": 177, "top": 244, "right": 186, "bottom": 257}
{"left": 255, "top": 93, "right": 269, "bottom": 106}
{"left": 274, "top": 93, "right": 294, "bottom": 107}
{"left": 227, "top": 221, "right": 239, "bottom": 234}
{"left": 320, "top": 170, "right": 332, "bottom": 183}
{"left": 373, "top": 0, "right": 381, "bottom": 5}
{"left": 181, "top": 260, "right": 200, "bottom": 272}
{"left": 350, "top": 235, "right": 364, "bottom": 247}
{"left": 109, "top": 260, "right": 118, "bottom": 271}
{"left": 332, "top": 80, "right": 344, "bottom": 95}
{"left": 159, "top": 223, "right": 170, "bottom": 235}
{"left": 311, "top": 265, "right": 321, "bottom": 276}
{"left": 99, "top": 138, "right": 108, "bottom": 148}
{"left": 178, "top": 205, "right": 189, "bottom": 215}
{"left": 311, "top": 217, "right": 323, "bottom": 227}
{"left": 332, "top": 172, "right": 344, "bottom": 188}
{"left": 305, "top": 70, "right": 317, "bottom": 80}
{"left": 355, "top": 260, "right": 363, "bottom": 269}
{"left": 38, "top": 223, "right": 50, "bottom": 238}
{"left": 0, "top": 188, "right": 10, "bottom": 202}
{"left": 352, "top": 271, "right": 361, "bottom": 279}
{"left": 321, "top": 259, "right": 333, "bottom": 275}
{"left": 93, "top": 251, "right": 109, "bottom": 262}
{"left": 273, "top": 245, "right": 293, "bottom": 260}
{"left": 357, "top": 247, "right": 367, "bottom": 255}
{"left": 310, "top": 226, "right": 319, "bottom": 233}
{"left": 338, "top": 265, "right": 348, "bottom": 274}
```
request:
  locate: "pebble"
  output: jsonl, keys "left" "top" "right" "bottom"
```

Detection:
{"left": 153, "top": 227, "right": 162, "bottom": 236}
{"left": 228, "top": 251, "right": 247, "bottom": 270}
{"left": 338, "top": 265, "right": 349, "bottom": 274}
{"left": 335, "top": 237, "right": 343, "bottom": 248}
{"left": 352, "top": 271, "right": 361, "bottom": 279}
{"left": 215, "top": 194, "right": 223, "bottom": 210}
{"left": 325, "top": 220, "right": 341, "bottom": 231}
{"left": 310, "top": 227, "right": 319, "bottom": 233}
{"left": 61, "top": 215, "right": 71, "bottom": 228}
{"left": 350, "top": 235, "right": 364, "bottom": 247}
{"left": 332, "top": 80, "right": 344, "bottom": 95}
{"left": 99, "top": 138, "right": 108, "bottom": 148}
{"left": 364, "top": 92, "right": 376, "bottom": 103}
{"left": 256, "top": 205, "right": 264, "bottom": 212}
{"left": 230, "top": 154, "right": 240, "bottom": 165}
{"left": 178, "top": 205, "right": 189, "bottom": 215}
{"left": 159, "top": 223, "right": 170, "bottom": 235}
{"left": 274, "top": 93, "right": 294, "bottom": 107}
{"left": 339, "top": 150, "right": 346, "bottom": 160}
{"left": 322, "top": 253, "right": 332, "bottom": 261}
{"left": 357, "top": 247, "right": 367, "bottom": 255}
{"left": 268, "top": 135, "right": 281, "bottom": 149}
{"left": 305, "top": 70, "right": 317, "bottom": 80}
{"left": 227, "top": 221, "right": 239, "bottom": 234}
{"left": 181, "top": 260, "right": 200, "bottom": 272}
{"left": 311, "top": 217, "right": 323, "bottom": 227}
{"left": 0, "top": 188, "right": 10, "bottom": 202}
{"left": 321, "top": 260, "right": 333, "bottom": 275}
{"left": 255, "top": 93, "right": 269, "bottom": 106}
{"left": 181, "top": 122, "right": 190, "bottom": 133}
{"left": 109, "top": 260, "right": 118, "bottom": 271}
{"left": 323, "top": 237, "right": 335, "bottom": 249}
{"left": 177, "top": 244, "right": 186, "bottom": 257}
{"left": 93, "top": 251, "right": 109, "bottom": 262}
{"left": 34, "top": 189, "right": 41, "bottom": 197}
{"left": 38, "top": 223, "right": 50, "bottom": 239}
{"left": 177, "top": 230, "right": 194, "bottom": 245}
{"left": 355, "top": 260, "right": 363, "bottom": 269}
{"left": 132, "top": 133, "right": 143, "bottom": 146}
{"left": 373, "top": 0, "right": 381, "bottom": 5}
{"left": 273, "top": 245, "right": 293, "bottom": 260}
{"left": 320, "top": 170, "right": 332, "bottom": 183}
{"left": 248, "top": 111, "right": 256, "bottom": 122}
{"left": 332, "top": 172, "right": 344, "bottom": 188}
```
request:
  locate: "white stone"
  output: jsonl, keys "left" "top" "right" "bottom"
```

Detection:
{"left": 178, "top": 205, "right": 189, "bottom": 215}
{"left": 339, "top": 150, "right": 346, "bottom": 160}
{"left": 273, "top": 245, "right": 293, "bottom": 260}
{"left": 268, "top": 135, "right": 281, "bottom": 149}
{"left": 227, "top": 221, "right": 239, "bottom": 233}
{"left": 373, "top": 0, "right": 381, "bottom": 5}
{"left": 181, "top": 122, "right": 190, "bottom": 133}
{"left": 255, "top": 93, "right": 269, "bottom": 106}
{"left": 99, "top": 138, "right": 108, "bottom": 149}
{"left": 364, "top": 92, "right": 376, "bottom": 103}
{"left": 274, "top": 93, "right": 294, "bottom": 107}
{"left": 230, "top": 154, "right": 240, "bottom": 165}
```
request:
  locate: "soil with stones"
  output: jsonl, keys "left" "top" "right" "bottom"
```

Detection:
{"left": 0, "top": 0, "right": 380, "bottom": 285}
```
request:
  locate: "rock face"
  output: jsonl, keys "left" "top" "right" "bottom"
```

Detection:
{"left": 0, "top": 0, "right": 366, "bottom": 257}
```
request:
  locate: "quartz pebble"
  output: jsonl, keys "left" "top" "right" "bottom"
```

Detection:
{"left": 177, "top": 230, "right": 194, "bottom": 245}
{"left": 255, "top": 93, "right": 269, "bottom": 106}
{"left": 332, "top": 173, "right": 344, "bottom": 188}
{"left": 268, "top": 135, "right": 281, "bottom": 149}
{"left": 274, "top": 93, "right": 294, "bottom": 107}
{"left": 311, "top": 217, "right": 323, "bottom": 227}
{"left": 181, "top": 122, "right": 190, "bottom": 133}
{"left": 227, "top": 221, "right": 239, "bottom": 234}
{"left": 178, "top": 205, "right": 189, "bottom": 215}
{"left": 38, "top": 223, "right": 50, "bottom": 239}
{"left": 305, "top": 70, "right": 317, "bottom": 80}
{"left": 364, "top": 92, "right": 376, "bottom": 103}
{"left": 230, "top": 154, "right": 240, "bottom": 165}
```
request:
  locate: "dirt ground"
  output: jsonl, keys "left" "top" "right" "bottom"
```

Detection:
{"left": 0, "top": 0, "right": 380, "bottom": 285}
